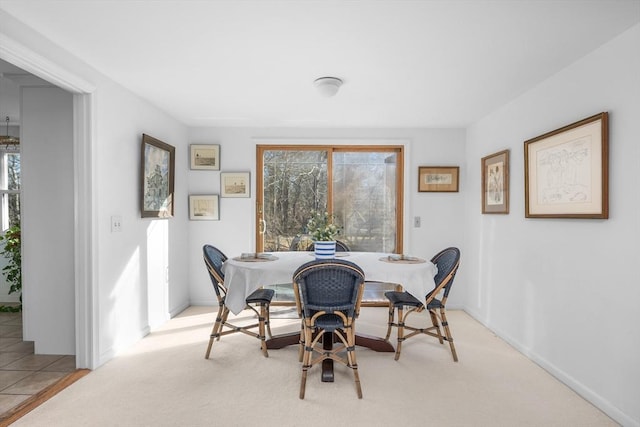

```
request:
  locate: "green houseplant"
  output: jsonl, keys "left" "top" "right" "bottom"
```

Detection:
{"left": 306, "top": 212, "right": 341, "bottom": 259}
{"left": 0, "top": 223, "right": 21, "bottom": 312}
{"left": 306, "top": 211, "right": 340, "bottom": 242}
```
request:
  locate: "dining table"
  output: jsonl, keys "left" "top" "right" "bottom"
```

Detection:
{"left": 222, "top": 251, "right": 437, "bottom": 381}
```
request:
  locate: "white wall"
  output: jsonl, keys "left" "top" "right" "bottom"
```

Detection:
{"left": 464, "top": 24, "right": 640, "bottom": 426}
{"left": 21, "top": 86, "right": 75, "bottom": 354}
{"left": 94, "top": 78, "right": 190, "bottom": 365}
{"left": 0, "top": 10, "right": 191, "bottom": 367}
{"left": 186, "top": 127, "right": 467, "bottom": 307}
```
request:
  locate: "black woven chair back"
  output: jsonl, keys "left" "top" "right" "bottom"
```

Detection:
{"left": 430, "top": 247, "right": 460, "bottom": 298}
{"left": 203, "top": 244, "right": 227, "bottom": 298}
{"left": 335, "top": 240, "right": 351, "bottom": 252}
{"left": 293, "top": 259, "right": 364, "bottom": 318}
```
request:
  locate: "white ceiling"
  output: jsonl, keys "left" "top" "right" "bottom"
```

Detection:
{"left": 1, "top": 0, "right": 639, "bottom": 128}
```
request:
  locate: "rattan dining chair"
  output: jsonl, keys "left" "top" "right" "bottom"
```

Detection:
{"left": 384, "top": 247, "right": 461, "bottom": 361}
{"left": 293, "top": 259, "right": 366, "bottom": 399}
{"left": 334, "top": 240, "right": 351, "bottom": 251}
{"left": 202, "top": 244, "right": 275, "bottom": 358}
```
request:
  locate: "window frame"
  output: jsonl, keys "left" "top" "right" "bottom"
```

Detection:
{"left": 255, "top": 144, "right": 404, "bottom": 253}
{"left": 0, "top": 147, "right": 20, "bottom": 231}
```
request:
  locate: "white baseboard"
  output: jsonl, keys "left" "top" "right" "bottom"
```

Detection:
{"left": 169, "top": 301, "right": 190, "bottom": 318}
{"left": 462, "top": 307, "right": 637, "bottom": 427}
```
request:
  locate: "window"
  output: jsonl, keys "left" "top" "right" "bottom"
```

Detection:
{"left": 256, "top": 145, "right": 403, "bottom": 253}
{"left": 0, "top": 148, "right": 20, "bottom": 231}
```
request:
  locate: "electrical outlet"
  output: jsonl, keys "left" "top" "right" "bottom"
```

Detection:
{"left": 414, "top": 216, "right": 421, "bottom": 227}
{"left": 111, "top": 215, "right": 122, "bottom": 232}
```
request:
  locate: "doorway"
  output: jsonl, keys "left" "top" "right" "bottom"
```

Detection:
{"left": 0, "top": 55, "right": 95, "bottom": 369}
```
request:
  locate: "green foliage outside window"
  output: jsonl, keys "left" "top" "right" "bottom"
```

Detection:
{"left": 0, "top": 223, "right": 21, "bottom": 312}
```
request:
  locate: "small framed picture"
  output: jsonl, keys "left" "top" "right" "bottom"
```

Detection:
{"left": 190, "top": 144, "right": 220, "bottom": 170}
{"left": 221, "top": 172, "right": 250, "bottom": 198}
{"left": 418, "top": 166, "right": 459, "bottom": 192}
{"left": 189, "top": 195, "right": 219, "bottom": 220}
{"left": 525, "top": 112, "right": 608, "bottom": 218}
{"left": 141, "top": 134, "right": 175, "bottom": 218}
{"left": 481, "top": 150, "right": 509, "bottom": 214}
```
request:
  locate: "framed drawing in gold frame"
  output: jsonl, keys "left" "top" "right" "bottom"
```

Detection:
{"left": 418, "top": 166, "right": 459, "bottom": 192}
{"left": 481, "top": 149, "right": 509, "bottom": 214}
{"left": 524, "top": 112, "right": 608, "bottom": 219}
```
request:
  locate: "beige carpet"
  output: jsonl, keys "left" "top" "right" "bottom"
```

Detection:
{"left": 12, "top": 306, "right": 615, "bottom": 427}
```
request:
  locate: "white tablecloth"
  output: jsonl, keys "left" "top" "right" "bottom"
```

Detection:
{"left": 222, "top": 251, "right": 437, "bottom": 315}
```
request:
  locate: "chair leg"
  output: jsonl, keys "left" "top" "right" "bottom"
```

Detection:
{"left": 205, "top": 323, "right": 217, "bottom": 359}
{"left": 258, "top": 304, "right": 269, "bottom": 358}
{"left": 298, "top": 320, "right": 305, "bottom": 362}
{"left": 394, "top": 306, "right": 405, "bottom": 361}
{"left": 264, "top": 304, "right": 273, "bottom": 339}
{"left": 346, "top": 326, "right": 363, "bottom": 399}
{"left": 299, "top": 324, "right": 312, "bottom": 399}
{"left": 205, "top": 306, "right": 226, "bottom": 359}
{"left": 440, "top": 308, "right": 458, "bottom": 362}
{"left": 384, "top": 304, "right": 395, "bottom": 342}
{"left": 429, "top": 309, "right": 444, "bottom": 344}
{"left": 218, "top": 309, "right": 231, "bottom": 341}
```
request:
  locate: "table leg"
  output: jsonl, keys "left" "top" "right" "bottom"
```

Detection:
{"left": 266, "top": 332, "right": 394, "bottom": 352}
{"left": 266, "top": 330, "right": 394, "bottom": 384}
{"left": 355, "top": 332, "right": 395, "bottom": 352}
{"left": 321, "top": 331, "right": 334, "bottom": 382}
{"left": 265, "top": 332, "right": 299, "bottom": 349}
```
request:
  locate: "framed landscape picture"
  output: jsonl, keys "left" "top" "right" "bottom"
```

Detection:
{"left": 141, "top": 134, "right": 175, "bottom": 218}
{"left": 221, "top": 172, "right": 250, "bottom": 198}
{"left": 190, "top": 144, "right": 220, "bottom": 170}
{"left": 418, "top": 166, "right": 459, "bottom": 192}
{"left": 189, "top": 195, "right": 219, "bottom": 220}
{"left": 481, "top": 149, "right": 509, "bottom": 214}
{"left": 524, "top": 112, "right": 608, "bottom": 219}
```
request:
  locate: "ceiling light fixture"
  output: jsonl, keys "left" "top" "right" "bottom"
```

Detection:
{"left": 0, "top": 116, "right": 19, "bottom": 148}
{"left": 314, "top": 77, "right": 343, "bottom": 97}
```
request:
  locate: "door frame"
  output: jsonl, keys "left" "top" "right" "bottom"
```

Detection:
{"left": 1, "top": 35, "right": 98, "bottom": 368}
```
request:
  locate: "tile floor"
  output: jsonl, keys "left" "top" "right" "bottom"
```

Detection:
{"left": 0, "top": 311, "right": 76, "bottom": 416}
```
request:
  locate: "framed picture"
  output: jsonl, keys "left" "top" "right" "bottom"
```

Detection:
{"left": 481, "top": 150, "right": 509, "bottom": 214}
{"left": 190, "top": 144, "right": 220, "bottom": 170}
{"left": 418, "top": 166, "right": 459, "bottom": 192}
{"left": 189, "top": 195, "right": 219, "bottom": 220}
{"left": 524, "top": 112, "right": 608, "bottom": 219}
{"left": 221, "top": 172, "right": 250, "bottom": 198}
{"left": 141, "top": 134, "right": 175, "bottom": 218}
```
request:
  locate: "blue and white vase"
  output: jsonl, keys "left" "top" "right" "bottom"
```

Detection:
{"left": 314, "top": 240, "right": 336, "bottom": 259}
